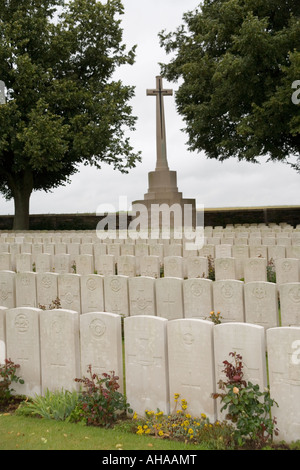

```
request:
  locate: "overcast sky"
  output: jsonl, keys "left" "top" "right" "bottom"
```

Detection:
{"left": 0, "top": 0, "right": 299, "bottom": 216}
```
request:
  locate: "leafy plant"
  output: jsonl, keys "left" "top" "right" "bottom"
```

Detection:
{"left": 0, "top": 359, "right": 24, "bottom": 406}
{"left": 267, "top": 258, "right": 276, "bottom": 283}
{"left": 16, "top": 388, "right": 79, "bottom": 421}
{"left": 74, "top": 365, "right": 133, "bottom": 427}
{"left": 207, "top": 255, "right": 215, "bottom": 281}
{"left": 213, "top": 352, "right": 279, "bottom": 448}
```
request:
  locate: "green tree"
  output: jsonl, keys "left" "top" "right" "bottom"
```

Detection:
{"left": 159, "top": 0, "right": 300, "bottom": 172}
{"left": 0, "top": 0, "right": 140, "bottom": 229}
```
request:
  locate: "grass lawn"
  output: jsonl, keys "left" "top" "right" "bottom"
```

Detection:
{"left": 0, "top": 414, "right": 208, "bottom": 451}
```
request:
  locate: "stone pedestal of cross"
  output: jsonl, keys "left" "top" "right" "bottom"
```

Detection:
{"left": 132, "top": 75, "right": 196, "bottom": 230}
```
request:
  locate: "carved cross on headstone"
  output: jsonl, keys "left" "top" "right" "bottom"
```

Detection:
{"left": 147, "top": 76, "right": 173, "bottom": 171}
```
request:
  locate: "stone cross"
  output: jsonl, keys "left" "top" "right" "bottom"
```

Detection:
{"left": 147, "top": 76, "right": 173, "bottom": 171}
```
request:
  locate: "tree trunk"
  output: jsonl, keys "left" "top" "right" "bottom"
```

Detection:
{"left": 11, "top": 171, "right": 33, "bottom": 231}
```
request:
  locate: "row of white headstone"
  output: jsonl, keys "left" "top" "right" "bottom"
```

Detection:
{"left": 1, "top": 236, "right": 300, "bottom": 257}
{"left": 0, "top": 307, "right": 299, "bottom": 444}
{"left": 1, "top": 250, "right": 300, "bottom": 284}
{"left": 0, "top": 270, "right": 299, "bottom": 328}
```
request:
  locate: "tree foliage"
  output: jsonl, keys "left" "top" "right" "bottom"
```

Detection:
{"left": 159, "top": 0, "right": 300, "bottom": 171}
{"left": 0, "top": 0, "right": 140, "bottom": 228}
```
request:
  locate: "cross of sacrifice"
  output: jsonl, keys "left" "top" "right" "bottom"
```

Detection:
{"left": 147, "top": 76, "right": 173, "bottom": 171}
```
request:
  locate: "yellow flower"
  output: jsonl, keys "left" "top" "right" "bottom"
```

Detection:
{"left": 182, "top": 404, "right": 187, "bottom": 410}
{"left": 174, "top": 393, "right": 180, "bottom": 400}
{"left": 233, "top": 387, "right": 239, "bottom": 394}
{"left": 183, "top": 420, "right": 190, "bottom": 427}
{"left": 188, "top": 428, "right": 194, "bottom": 434}
{"left": 133, "top": 412, "right": 137, "bottom": 420}
{"left": 185, "top": 413, "right": 191, "bottom": 419}
{"left": 201, "top": 413, "right": 207, "bottom": 419}
{"left": 158, "top": 430, "right": 164, "bottom": 436}
{"left": 143, "top": 425, "right": 148, "bottom": 429}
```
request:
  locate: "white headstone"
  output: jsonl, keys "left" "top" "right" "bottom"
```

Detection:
{"left": 244, "top": 257, "right": 267, "bottom": 283}
{"left": 244, "top": 281, "right": 279, "bottom": 330}
{"left": 275, "top": 258, "right": 300, "bottom": 285}
{"left": 104, "top": 275, "right": 129, "bottom": 316}
{"left": 15, "top": 253, "right": 32, "bottom": 272}
{"left": 54, "top": 243, "right": 67, "bottom": 254}
{"left": 124, "top": 315, "right": 169, "bottom": 416}
{"left": 183, "top": 278, "right": 213, "bottom": 319}
{"left": 36, "top": 272, "right": 59, "bottom": 309}
{"left": 156, "top": 277, "right": 184, "bottom": 320}
{"left": 165, "top": 243, "right": 182, "bottom": 257}
{"left": 267, "top": 327, "right": 300, "bottom": 443}
{"left": 232, "top": 245, "right": 249, "bottom": 279}
{"left": 67, "top": 243, "right": 80, "bottom": 256}
{"left": 0, "top": 271, "right": 16, "bottom": 308}
{"left": 214, "top": 322, "right": 267, "bottom": 420}
{"left": 0, "top": 252, "right": 11, "bottom": 271}
{"left": 34, "top": 253, "right": 53, "bottom": 273}
{"left": 80, "top": 274, "right": 104, "bottom": 313}
{"left": 185, "top": 256, "right": 208, "bottom": 279}
{"left": 199, "top": 244, "right": 215, "bottom": 259}
{"left": 94, "top": 254, "right": 115, "bottom": 276}
{"left": 215, "top": 244, "right": 232, "bottom": 259}
{"left": 249, "top": 245, "right": 268, "bottom": 259}
{"left": 6, "top": 307, "right": 42, "bottom": 396}
{"left": 140, "top": 255, "right": 160, "bottom": 278}
{"left": 117, "top": 255, "right": 136, "bottom": 277}
{"left": 164, "top": 256, "right": 184, "bottom": 278}
{"left": 213, "top": 280, "right": 245, "bottom": 323}
{"left": 80, "top": 312, "right": 124, "bottom": 392}
{"left": 58, "top": 273, "right": 81, "bottom": 313}
{"left": 279, "top": 283, "right": 300, "bottom": 327}
{"left": 167, "top": 318, "right": 216, "bottom": 421}
{"left": 74, "top": 254, "right": 94, "bottom": 275}
{"left": 15, "top": 272, "right": 37, "bottom": 307}
{"left": 128, "top": 276, "right": 156, "bottom": 316}
{"left": 149, "top": 243, "right": 164, "bottom": 263}
{"left": 53, "top": 253, "right": 71, "bottom": 274}
{"left": 215, "top": 257, "right": 236, "bottom": 281}
{"left": 267, "top": 245, "right": 286, "bottom": 261}
{"left": 40, "top": 309, "right": 81, "bottom": 393}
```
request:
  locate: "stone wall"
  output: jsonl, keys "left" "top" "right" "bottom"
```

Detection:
{"left": 0, "top": 205, "right": 300, "bottom": 230}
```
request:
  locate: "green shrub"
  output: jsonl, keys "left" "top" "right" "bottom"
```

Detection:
{"left": 74, "top": 365, "right": 133, "bottom": 427}
{"left": 0, "top": 359, "right": 24, "bottom": 407}
{"left": 213, "top": 352, "right": 279, "bottom": 448}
